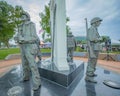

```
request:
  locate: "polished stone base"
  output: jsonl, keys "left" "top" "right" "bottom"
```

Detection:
{"left": 0, "top": 62, "right": 120, "bottom": 96}
{"left": 38, "top": 60, "right": 84, "bottom": 87}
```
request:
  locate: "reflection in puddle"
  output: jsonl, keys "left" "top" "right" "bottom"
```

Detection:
{"left": 104, "top": 70, "right": 110, "bottom": 74}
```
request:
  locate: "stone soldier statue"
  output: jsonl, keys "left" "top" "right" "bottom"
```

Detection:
{"left": 67, "top": 32, "right": 76, "bottom": 63}
{"left": 85, "top": 17, "right": 103, "bottom": 83}
{"left": 14, "top": 11, "right": 41, "bottom": 90}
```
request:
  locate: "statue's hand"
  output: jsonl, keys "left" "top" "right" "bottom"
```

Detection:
{"left": 94, "top": 37, "right": 103, "bottom": 43}
{"left": 18, "top": 37, "right": 25, "bottom": 44}
{"left": 18, "top": 40, "right": 24, "bottom": 44}
{"left": 98, "top": 37, "right": 104, "bottom": 43}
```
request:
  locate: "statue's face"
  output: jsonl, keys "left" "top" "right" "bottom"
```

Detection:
{"left": 96, "top": 21, "right": 101, "bottom": 27}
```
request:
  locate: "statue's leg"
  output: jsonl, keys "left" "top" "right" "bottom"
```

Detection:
{"left": 93, "top": 51, "right": 99, "bottom": 71}
{"left": 85, "top": 57, "right": 97, "bottom": 83}
{"left": 70, "top": 48, "right": 74, "bottom": 62}
{"left": 25, "top": 47, "right": 41, "bottom": 90}
{"left": 67, "top": 48, "right": 74, "bottom": 63}
{"left": 37, "top": 50, "right": 42, "bottom": 61}
{"left": 20, "top": 47, "right": 30, "bottom": 81}
{"left": 67, "top": 48, "right": 71, "bottom": 62}
{"left": 86, "top": 57, "right": 95, "bottom": 76}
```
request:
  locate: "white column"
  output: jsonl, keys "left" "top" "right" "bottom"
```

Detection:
{"left": 50, "top": 0, "right": 69, "bottom": 71}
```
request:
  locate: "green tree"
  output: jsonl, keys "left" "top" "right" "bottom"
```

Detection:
{"left": 39, "top": 5, "right": 50, "bottom": 40}
{"left": 0, "top": 1, "right": 15, "bottom": 48}
{"left": 101, "top": 36, "right": 110, "bottom": 42}
{"left": 12, "top": 6, "right": 24, "bottom": 32}
{"left": 39, "top": 3, "right": 70, "bottom": 41}
{"left": 0, "top": 1, "right": 24, "bottom": 48}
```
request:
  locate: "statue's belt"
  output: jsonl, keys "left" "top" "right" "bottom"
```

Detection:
{"left": 19, "top": 41, "right": 36, "bottom": 44}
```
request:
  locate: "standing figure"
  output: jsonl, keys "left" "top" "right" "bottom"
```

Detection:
{"left": 85, "top": 17, "right": 103, "bottom": 83}
{"left": 14, "top": 12, "right": 41, "bottom": 90}
{"left": 67, "top": 32, "right": 76, "bottom": 63}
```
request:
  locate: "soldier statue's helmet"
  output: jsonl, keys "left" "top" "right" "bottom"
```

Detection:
{"left": 90, "top": 17, "right": 102, "bottom": 25}
{"left": 68, "top": 32, "right": 72, "bottom": 35}
{"left": 21, "top": 11, "right": 30, "bottom": 21}
{"left": 67, "top": 32, "right": 73, "bottom": 37}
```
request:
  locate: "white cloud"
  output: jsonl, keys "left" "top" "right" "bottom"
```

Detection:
{"left": 4, "top": 0, "right": 120, "bottom": 40}
{"left": 27, "top": 3, "right": 41, "bottom": 32}
{"left": 65, "top": 0, "right": 120, "bottom": 39}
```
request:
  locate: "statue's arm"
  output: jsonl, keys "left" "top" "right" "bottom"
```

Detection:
{"left": 88, "top": 28, "right": 102, "bottom": 43}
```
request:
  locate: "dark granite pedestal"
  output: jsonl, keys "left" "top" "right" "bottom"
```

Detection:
{"left": 38, "top": 60, "right": 84, "bottom": 87}
{"left": 0, "top": 62, "right": 120, "bottom": 96}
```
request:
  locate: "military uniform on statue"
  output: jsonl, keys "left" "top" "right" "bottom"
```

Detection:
{"left": 14, "top": 11, "right": 41, "bottom": 90}
{"left": 67, "top": 32, "right": 76, "bottom": 63}
{"left": 85, "top": 17, "right": 103, "bottom": 83}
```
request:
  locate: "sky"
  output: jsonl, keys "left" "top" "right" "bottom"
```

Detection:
{"left": 3, "top": 0, "right": 120, "bottom": 41}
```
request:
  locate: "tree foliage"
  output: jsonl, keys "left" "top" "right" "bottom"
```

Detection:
{"left": 101, "top": 36, "right": 110, "bottom": 42}
{"left": 39, "top": 5, "right": 50, "bottom": 40}
{"left": 0, "top": 1, "right": 15, "bottom": 48}
{"left": 0, "top": 1, "right": 24, "bottom": 48}
{"left": 39, "top": 3, "right": 70, "bottom": 41}
{"left": 12, "top": 6, "right": 24, "bottom": 32}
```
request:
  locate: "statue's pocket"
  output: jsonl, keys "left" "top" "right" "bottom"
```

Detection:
{"left": 94, "top": 43, "right": 102, "bottom": 51}
{"left": 30, "top": 44, "right": 38, "bottom": 55}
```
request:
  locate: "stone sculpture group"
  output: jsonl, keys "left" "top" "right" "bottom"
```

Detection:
{"left": 14, "top": 0, "right": 104, "bottom": 91}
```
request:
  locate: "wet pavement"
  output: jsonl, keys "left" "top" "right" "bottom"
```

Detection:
{"left": 0, "top": 56, "right": 120, "bottom": 77}
{"left": 0, "top": 62, "right": 120, "bottom": 96}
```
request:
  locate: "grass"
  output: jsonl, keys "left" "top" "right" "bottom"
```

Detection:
{"left": 102, "top": 51, "right": 120, "bottom": 54}
{"left": 0, "top": 47, "right": 119, "bottom": 60}
{"left": 0, "top": 48, "right": 51, "bottom": 60}
{"left": 0, "top": 48, "right": 20, "bottom": 60}
{"left": 75, "top": 46, "right": 86, "bottom": 52}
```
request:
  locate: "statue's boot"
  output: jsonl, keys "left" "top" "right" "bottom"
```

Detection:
{"left": 86, "top": 72, "right": 97, "bottom": 77}
{"left": 89, "top": 73, "right": 97, "bottom": 77}
{"left": 32, "top": 76, "right": 41, "bottom": 91}
{"left": 85, "top": 76, "right": 97, "bottom": 83}
{"left": 31, "top": 67, "right": 41, "bottom": 91}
